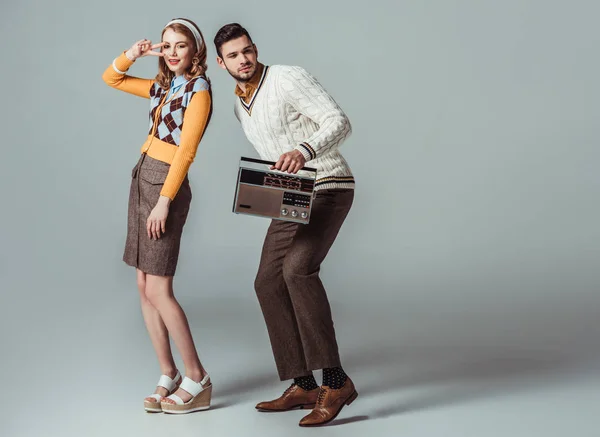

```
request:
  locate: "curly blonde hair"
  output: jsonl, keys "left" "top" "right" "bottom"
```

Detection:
{"left": 156, "top": 18, "right": 209, "bottom": 90}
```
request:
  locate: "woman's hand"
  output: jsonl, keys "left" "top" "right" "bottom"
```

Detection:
{"left": 125, "top": 39, "right": 165, "bottom": 61}
{"left": 147, "top": 196, "right": 171, "bottom": 240}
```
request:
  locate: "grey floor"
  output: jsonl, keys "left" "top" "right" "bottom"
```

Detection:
{"left": 2, "top": 284, "right": 599, "bottom": 437}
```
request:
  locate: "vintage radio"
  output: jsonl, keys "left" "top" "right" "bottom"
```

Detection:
{"left": 233, "top": 157, "right": 317, "bottom": 224}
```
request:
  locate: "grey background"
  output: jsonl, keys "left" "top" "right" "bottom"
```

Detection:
{"left": 1, "top": 0, "right": 599, "bottom": 436}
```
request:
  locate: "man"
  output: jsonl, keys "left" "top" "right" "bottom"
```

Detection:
{"left": 214, "top": 23, "right": 358, "bottom": 427}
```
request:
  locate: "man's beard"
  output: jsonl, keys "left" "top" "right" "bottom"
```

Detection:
{"left": 227, "top": 63, "right": 256, "bottom": 82}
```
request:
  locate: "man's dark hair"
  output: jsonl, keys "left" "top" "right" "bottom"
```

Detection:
{"left": 214, "top": 23, "right": 253, "bottom": 58}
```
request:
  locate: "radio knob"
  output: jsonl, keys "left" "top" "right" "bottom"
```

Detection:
{"left": 301, "top": 211, "right": 308, "bottom": 219}
{"left": 291, "top": 210, "right": 298, "bottom": 218}
{"left": 281, "top": 208, "right": 289, "bottom": 216}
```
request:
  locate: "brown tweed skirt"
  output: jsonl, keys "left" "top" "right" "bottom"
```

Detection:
{"left": 123, "top": 153, "right": 192, "bottom": 276}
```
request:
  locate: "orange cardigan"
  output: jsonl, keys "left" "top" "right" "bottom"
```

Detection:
{"left": 102, "top": 52, "right": 211, "bottom": 199}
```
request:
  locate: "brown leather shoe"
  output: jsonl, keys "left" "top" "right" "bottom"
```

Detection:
{"left": 255, "top": 384, "right": 319, "bottom": 412}
{"left": 298, "top": 377, "right": 358, "bottom": 427}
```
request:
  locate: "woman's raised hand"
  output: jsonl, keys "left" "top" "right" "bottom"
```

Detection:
{"left": 125, "top": 39, "right": 165, "bottom": 61}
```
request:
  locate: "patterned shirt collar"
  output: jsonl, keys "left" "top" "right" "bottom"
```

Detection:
{"left": 234, "top": 63, "right": 265, "bottom": 103}
{"left": 167, "top": 75, "right": 188, "bottom": 98}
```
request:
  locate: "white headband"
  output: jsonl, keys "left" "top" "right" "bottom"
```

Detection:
{"left": 164, "top": 19, "right": 203, "bottom": 52}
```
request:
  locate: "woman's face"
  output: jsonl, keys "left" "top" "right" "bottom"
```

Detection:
{"left": 162, "top": 28, "right": 195, "bottom": 76}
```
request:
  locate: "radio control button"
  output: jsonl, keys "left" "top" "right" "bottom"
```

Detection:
{"left": 291, "top": 210, "right": 298, "bottom": 217}
{"left": 301, "top": 211, "right": 308, "bottom": 219}
{"left": 281, "top": 208, "right": 289, "bottom": 216}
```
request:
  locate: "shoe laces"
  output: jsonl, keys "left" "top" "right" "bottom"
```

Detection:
{"left": 284, "top": 383, "right": 296, "bottom": 396}
{"left": 316, "top": 387, "right": 327, "bottom": 405}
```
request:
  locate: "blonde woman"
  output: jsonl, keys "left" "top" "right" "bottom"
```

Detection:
{"left": 102, "top": 18, "right": 212, "bottom": 414}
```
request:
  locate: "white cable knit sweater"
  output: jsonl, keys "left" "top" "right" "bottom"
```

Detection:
{"left": 234, "top": 65, "right": 355, "bottom": 190}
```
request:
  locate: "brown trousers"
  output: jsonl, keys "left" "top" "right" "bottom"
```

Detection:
{"left": 254, "top": 188, "right": 354, "bottom": 381}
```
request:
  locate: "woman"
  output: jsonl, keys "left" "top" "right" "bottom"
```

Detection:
{"left": 102, "top": 18, "right": 212, "bottom": 414}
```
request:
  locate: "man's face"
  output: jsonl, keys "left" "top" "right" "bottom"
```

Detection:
{"left": 217, "top": 36, "right": 258, "bottom": 82}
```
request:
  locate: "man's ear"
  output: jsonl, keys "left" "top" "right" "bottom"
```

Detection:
{"left": 216, "top": 56, "right": 226, "bottom": 70}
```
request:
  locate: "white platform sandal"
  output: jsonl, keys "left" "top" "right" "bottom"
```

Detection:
{"left": 144, "top": 370, "right": 182, "bottom": 413}
{"left": 161, "top": 374, "right": 212, "bottom": 414}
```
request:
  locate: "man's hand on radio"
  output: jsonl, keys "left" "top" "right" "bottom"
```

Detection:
{"left": 271, "top": 150, "right": 306, "bottom": 174}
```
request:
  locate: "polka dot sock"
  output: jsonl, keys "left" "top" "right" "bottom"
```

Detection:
{"left": 322, "top": 367, "right": 348, "bottom": 389}
{"left": 293, "top": 374, "right": 318, "bottom": 391}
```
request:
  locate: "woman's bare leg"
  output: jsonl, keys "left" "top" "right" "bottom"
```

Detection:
{"left": 145, "top": 273, "right": 208, "bottom": 402}
{"left": 137, "top": 269, "right": 178, "bottom": 399}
